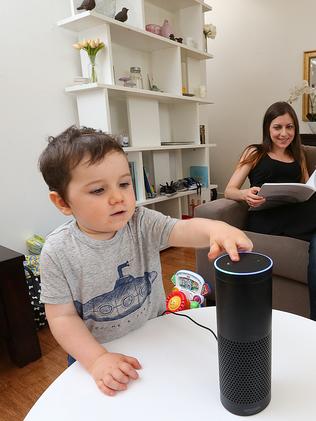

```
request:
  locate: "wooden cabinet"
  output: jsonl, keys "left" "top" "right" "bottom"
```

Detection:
{"left": 0, "top": 246, "right": 41, "bottom": 366}
{"left": 58, "top": 0, "right": 216, "bottom": 217}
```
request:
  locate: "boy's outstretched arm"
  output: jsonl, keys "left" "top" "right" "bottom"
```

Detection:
{"left": 168, "top": 218, "right": 253, "bottom": 261}
{"left": 45, "top": 302, "right": 141, "bottom": 396}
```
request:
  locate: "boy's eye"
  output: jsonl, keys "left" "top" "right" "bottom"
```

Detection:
{"left": 90, "top": 188, "right": 104, "bottom": 195}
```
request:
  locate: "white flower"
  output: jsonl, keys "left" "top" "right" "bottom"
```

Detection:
{"left": 288, "top": 80, "right": 310, "bottom": 103}
{"left": 203, "top": 23, "right": 217, "bottom": 39}
{"left": 288, "top": 80, "right": 316, "bottom": 121}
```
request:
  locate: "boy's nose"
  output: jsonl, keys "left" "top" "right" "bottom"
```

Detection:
{"left": 109, "top": 189, "right": 123, "bottom": 204}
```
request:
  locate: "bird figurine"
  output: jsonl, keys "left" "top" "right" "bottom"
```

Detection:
{"left": 77, "top": 0, "right": 96, "bottom": 11}
{"left": 115, "top": 7, "right": 129, "bottom": 22}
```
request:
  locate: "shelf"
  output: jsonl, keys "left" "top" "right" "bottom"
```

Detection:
{"left": 136, "top": 185, "right": 217, "bottom": 206}
{"left": 59, "top": 2, "right": 216, "bottom": 220}
{"left": 57, "top": 11, "right": 213, "bottom": 60}
{"left": 145, "top": 0, "right": 212, "bottom": 13}
{"left": 125, "top": 144, "right": 216, "bottom": 152}
{"left": 66, "top": 83, "right": 214, "bottom": 104}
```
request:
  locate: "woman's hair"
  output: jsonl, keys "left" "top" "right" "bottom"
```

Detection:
{"left": 39, "top": 125, "right": 125, "bottom": 201}
{"left": 239, "top": 101, "right": 303, "bottom": 170}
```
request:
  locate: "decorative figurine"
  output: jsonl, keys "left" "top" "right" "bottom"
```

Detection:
{"left": 77, "top": 0, "right": 96, "bottom": 11}
{"left": 115, "top": 7, "right": 129, "bottom": 22}
{"left": 169, "top": 34, "right": 183, "bottom": 44}
{"left": 118, "top": 76, "right": 136, "bottom": 88}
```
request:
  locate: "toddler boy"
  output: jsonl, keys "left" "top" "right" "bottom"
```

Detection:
{"left": 39, "top": 126, "right": 252, "bottom": 396}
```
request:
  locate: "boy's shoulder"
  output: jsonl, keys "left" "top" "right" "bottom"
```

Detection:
{"left": 132, "top": 206, "right": 165, "bottom": 221}
{"left": 130, "top": 206, "right": 166, "bottom": 226}
{"left": 130, "top": 206, "right": 178, "bottom": 232}
{"left": 44, "top": 219, "right": 76, "bottom": 248}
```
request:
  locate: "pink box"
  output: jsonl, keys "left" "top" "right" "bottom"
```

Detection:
{"left": 145, "top": 24, "right": 161, "bottom": 35}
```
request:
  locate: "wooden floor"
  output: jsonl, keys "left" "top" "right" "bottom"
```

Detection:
{"left": 0, "top": 247, "right": 196, "bottom": 421}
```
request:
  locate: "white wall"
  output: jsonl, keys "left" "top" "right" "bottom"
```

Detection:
{"left": 2, "top": 0, "right": 316, "bottom": 253}
{"left": 204, "top": 0, "right": 316, "bottom": 194}
{"left": 0, "top": 1, "right": 80, "bottom": 253}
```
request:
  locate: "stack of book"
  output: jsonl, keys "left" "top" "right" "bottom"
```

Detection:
{"left": 128, "top": 161, "right": 139, "bottom": 200}
{"left": 143, "top": 167, "right": 156, "bottom": 198}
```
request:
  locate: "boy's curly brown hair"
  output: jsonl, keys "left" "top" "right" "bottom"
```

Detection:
{"left": 39, "top": 126, "right": 125, "bottom": 201}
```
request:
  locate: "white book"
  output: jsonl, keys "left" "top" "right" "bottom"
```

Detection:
{"left": 254, "top": 169, "right": 316, "bottom": 210}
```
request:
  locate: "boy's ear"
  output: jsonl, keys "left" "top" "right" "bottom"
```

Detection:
{"left": 49, "top": 191, "right": 73, "bottom": 216}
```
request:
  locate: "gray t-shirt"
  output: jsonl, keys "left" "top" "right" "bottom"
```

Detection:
{"left": 40, "top": 206, "right": 177, "bottom": 343}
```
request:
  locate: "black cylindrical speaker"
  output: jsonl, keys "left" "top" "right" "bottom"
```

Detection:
{"left": 214, "top": 252, "right": 273, "bottom": 416}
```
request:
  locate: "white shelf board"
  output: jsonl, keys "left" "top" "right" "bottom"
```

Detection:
{"left": 136, "top": 185, "right": 217, "bottom": 206}
{"left": 66, "top": 83, "right": 214, "bottom": 104}
{"left": 57, "top": 12, "right": 213, "bottom": 60}
{"left": 125, "top": 144, "right": 216, "bottom": 152}
{"left": 145, "top": 0, "right": 212, "bottom": 13}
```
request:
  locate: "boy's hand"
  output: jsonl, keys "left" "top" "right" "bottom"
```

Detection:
{"left": 89, "top": 352, "right": 141, "bottom": 396}
{"left": 208, "top": 222, "right": 253, "bottom": 262}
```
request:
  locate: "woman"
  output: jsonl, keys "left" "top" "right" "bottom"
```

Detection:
{"left": 225, "top": 101, "right": 316, "bottom": 320}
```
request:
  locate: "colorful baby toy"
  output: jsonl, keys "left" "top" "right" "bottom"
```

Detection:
{"left": 166, "top": 270, "right": 210, "bottom": 312}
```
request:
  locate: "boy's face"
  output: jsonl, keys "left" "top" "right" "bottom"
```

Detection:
{"left": 52, "top": 151, "right": 136, "bottom": 240}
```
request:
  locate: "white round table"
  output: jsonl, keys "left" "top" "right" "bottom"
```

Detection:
{"left": 25, "top": 307, "right": 316, "bottom": 420}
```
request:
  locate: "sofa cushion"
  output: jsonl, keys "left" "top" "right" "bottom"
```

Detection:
{"left": 245, "top": 231, "right": 309, "bottom": 285}
{"left": 303, "top": 145, "right": 316, "bottom": 174}
{"left": 195, "top": 198, "right": 248, "bottom": 228}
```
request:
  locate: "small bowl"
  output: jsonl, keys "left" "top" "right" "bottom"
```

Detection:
{"left": 146, "top": 24, "right": 161, "bottom": 35}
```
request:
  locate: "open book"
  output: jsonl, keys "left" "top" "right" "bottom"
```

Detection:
{"left": 253, "top": 169, "right": 316, "bottom": 210}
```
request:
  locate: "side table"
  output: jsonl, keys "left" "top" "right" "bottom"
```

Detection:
{"left": 0, "top": 245, "right": 41, "bottom": 366}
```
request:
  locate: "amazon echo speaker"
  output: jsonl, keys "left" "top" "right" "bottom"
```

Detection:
{"left": 214, "top": 252, "right": 273, "bottom": 416}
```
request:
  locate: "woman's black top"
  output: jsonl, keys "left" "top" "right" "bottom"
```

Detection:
{"left": 248, "top": 154, "right": 301, "bottom": 187}
{"left": 246, "top": 153, "right": 316, "bottom": 241}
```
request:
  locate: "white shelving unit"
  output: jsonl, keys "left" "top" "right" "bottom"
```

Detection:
{"left": 58, "top": 0, "right": 216, "bottom": 218}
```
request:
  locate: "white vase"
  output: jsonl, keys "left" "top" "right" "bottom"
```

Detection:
{"left": 308, "top": 121, "right": 316, "bottom": 134}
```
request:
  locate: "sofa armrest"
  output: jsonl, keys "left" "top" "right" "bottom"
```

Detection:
{"left": 194, "top": 198, "right": 249, "bottom": 229}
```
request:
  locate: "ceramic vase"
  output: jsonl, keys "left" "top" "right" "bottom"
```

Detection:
{"left": 161, "top": 19, "right": 173, "bottom": 38}
{"left": 88, "top": 56, "right": 98, "bottom": 83}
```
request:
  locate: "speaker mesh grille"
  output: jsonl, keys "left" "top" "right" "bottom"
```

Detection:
{"left": 218, "top": 333, "right": 271, "bottom": 405}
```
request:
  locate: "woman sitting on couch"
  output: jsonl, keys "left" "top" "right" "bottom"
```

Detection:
{"left": 224, "top": 101, "right": 316, "bottom": 321}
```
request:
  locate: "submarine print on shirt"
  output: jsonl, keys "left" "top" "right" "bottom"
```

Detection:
{"left": 74, "top": 262, "right": 158, "bottom": 322}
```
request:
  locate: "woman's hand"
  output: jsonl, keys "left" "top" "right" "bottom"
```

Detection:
{"left": 89, "top": 352, "right": 142, "bottom": 396}
{"left": 241, "top": 187, "right": 266, "bottom": 208}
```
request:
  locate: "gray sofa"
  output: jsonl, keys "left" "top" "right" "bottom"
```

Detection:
{"left": 195, "top": 145, "right": 316, "bottom": 319}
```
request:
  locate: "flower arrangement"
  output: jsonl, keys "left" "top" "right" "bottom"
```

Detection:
{"left": 73, "top": 38, "right": 105, "bottom": 83}
{"left": 203, "top": 23, "right": 216, "bottom": 52}
{"left": 203, "top": 23, "right": 217, "bottom": 39}
{"left": 288, "top": 80, "right": 316, "bottom": 121}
